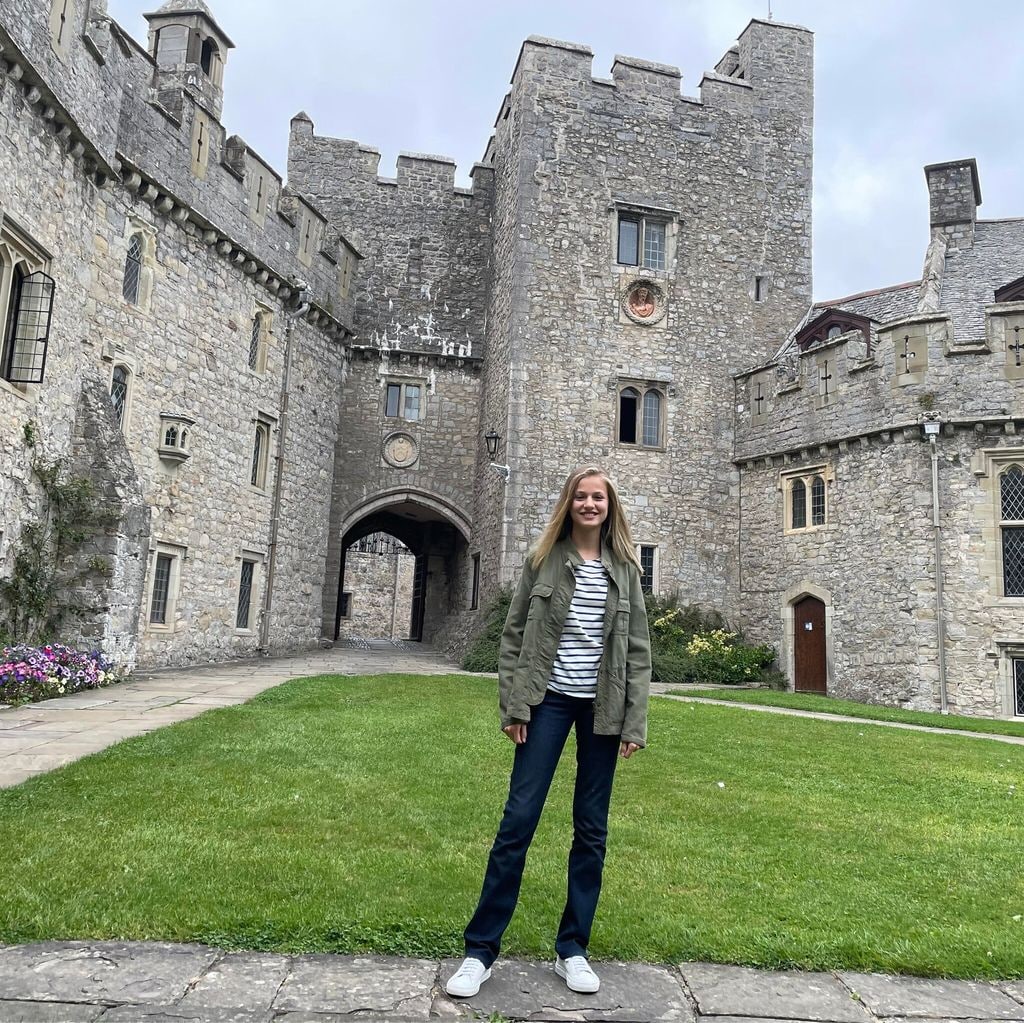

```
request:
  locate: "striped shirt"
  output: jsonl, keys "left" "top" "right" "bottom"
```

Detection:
{"left": 547, "top": 559, "right": 608, "bottom": 699}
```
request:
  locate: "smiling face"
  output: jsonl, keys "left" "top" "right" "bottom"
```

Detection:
{"left": 569, "top": 475, "right": 609, "bottom": 534}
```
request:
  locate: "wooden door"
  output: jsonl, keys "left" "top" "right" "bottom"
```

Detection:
{"left": 794, "top": 596, "right": 827, "bottom": 693}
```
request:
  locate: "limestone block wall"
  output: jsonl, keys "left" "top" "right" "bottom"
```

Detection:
{"left": 488, "top": 21, "right": 813, "bottom": 614}
{"left": 337, "top": 550, "right": 415, "bottom": 640}
{"left": 739, "top": 426, "right": 1024, "bottom": 718}
{"left": 0, "top": 1, "right": 350, "bottom": 668}
{"left": 320, "top": 349, "right": 480, "bottom": 643}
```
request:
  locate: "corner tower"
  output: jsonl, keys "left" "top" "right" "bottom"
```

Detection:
{"left": 144, "top": 0, "right": 234, "bottom": 119}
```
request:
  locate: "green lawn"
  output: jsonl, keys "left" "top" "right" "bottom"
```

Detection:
{"left": 669, "top": 687, "right": 1024, "bottom": 738}
{"left": 1, "top": 673, "right": 1022, "bottom": 979}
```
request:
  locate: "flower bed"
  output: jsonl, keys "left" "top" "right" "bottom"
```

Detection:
{"left": 0, "top": 644, "right": 122, "bottom": 706}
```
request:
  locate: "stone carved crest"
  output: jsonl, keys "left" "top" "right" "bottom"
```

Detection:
{"left": 383, "top": 432, "right": 418, "bottom": 468}
{"left": 620, "top": 279, "right": 666, "bottom": 325}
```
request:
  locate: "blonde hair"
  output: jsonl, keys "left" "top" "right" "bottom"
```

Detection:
{"left": 529, "top": 466, "right": 641, "bottom": 570}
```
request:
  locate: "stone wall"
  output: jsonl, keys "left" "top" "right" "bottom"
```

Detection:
{"left": 337, "top": 549, "right": 415, "bottom": 640}
{"left": 489, "top": 22, "right": 813, "bottom": 617}
{"left": 0, "top": 0, "right": 350, "bottom": 668}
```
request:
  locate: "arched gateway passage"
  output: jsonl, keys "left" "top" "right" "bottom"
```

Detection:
{"left": 332, "top": 489, "right": 472, "bottom": 644}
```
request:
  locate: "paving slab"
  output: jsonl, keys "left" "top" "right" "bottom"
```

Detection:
{"left": 680, "top": 963, "right": 871, "bottom": 1022}
{"left": 0, "top": 942, "right": 218, "bottom": 1004}
{"left": 839, "top": 972, "right": 1024, "bottom": 1018}
{"left": 0, "top": 1001, "right": 105, "bottom": 1022}
{"left": 96, "top": 1006, "right": 273, "bottom": 1022}
{"left": 439, "top": 958, "right": 693, "bottom": 1021}
{"left": 1000, "top": 981, "right": 1024, "bottom": 1004}
{"left": 176, "top": 951, "right": 291, "bottom": 1012}
{"left": 272, "top": 954, "right": 436, "bottom": 1018}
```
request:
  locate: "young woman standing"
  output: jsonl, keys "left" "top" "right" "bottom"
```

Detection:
{"left": 446, "top": 466, "right": 651, "bottom": 998}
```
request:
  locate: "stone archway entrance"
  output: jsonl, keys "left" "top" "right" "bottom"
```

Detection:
{"left": 793, "top": 595, "right": 827, "bottom": 693}
{"left": 328, "top": 489, "right": 472, "bottom": 646}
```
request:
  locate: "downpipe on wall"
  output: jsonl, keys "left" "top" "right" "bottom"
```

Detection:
{"left": 258, "top": 279, "right": 310, "bottom": 655}
{"left": 924, "top": 415, "right": 949, "bottom": 713}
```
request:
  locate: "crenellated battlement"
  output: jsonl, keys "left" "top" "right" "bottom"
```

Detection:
{"left": 734, "top": 304, "right": 1024, "bottom": 462}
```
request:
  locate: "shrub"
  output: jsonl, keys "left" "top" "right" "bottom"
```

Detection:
{"left": 461, "top": 587, "right": 513, "bottom": 673}
{"left": 686, "top": 630, "right": 775, "bottom": 685}
{"left": 651, "top": 648, "right": 698, "bottom": 685}
{"left": 0, "top": 643, "right": 123, "bottom": 706}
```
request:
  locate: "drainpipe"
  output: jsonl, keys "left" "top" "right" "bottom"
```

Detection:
{"left": 923, "top": 415, "right": 948, "bottom": 712}
{"left": 258, "top": 279, "right": 310, "bottom": 655}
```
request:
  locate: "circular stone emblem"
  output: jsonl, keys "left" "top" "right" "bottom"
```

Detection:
{"left": 383, "top": 432, "right": 418, "bottom": 468}
{"left": 621, "top": 280, "right": 666, "bottom": 325}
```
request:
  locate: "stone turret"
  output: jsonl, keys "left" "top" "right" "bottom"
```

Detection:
{"left": 144, "top": 0, "right": 234, "bottom": 120}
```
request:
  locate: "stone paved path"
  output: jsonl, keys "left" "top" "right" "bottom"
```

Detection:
{"left": 0, "top": 941, "right": 1021, "bottom": 1022}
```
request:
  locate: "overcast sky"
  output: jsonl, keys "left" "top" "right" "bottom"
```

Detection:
{"left": 107, "top": 0, "right": 1022, "bottom": 302}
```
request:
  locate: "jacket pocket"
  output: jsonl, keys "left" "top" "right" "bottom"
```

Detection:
{"left": 527, "top": 582, "right": 554, "bottom": 620}
{"left": 613, "top": 596, "right": 631, "bottom": 633}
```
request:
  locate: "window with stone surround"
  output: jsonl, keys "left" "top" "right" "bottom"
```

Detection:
{"left": 154, "top": 24, "right": 189, "bottom": 68}
{"left": 617, "top": 382, "right": 664, "bottom": 448}
{"left": 146, "top": 541, "right": 186, "bottom": 630}
{"left": 470, "top": 553, "right": 480, "bottom": 611}
{"left": 0, "top": 221, "right": 54, "bottom": 388}
{"left": 235, "top": 555, "right": 259, "bottom": 631}
{"left": 248, "top": 306, "right": 271, "bottom": 373}
{"left": 1000, "top": 465, "right": 1024, "bottom": 597}
{"left": 251, "top": 417, "right": 272, "bottom": 490}
{"left": 384, "top": 380, "right": 423, "bottom": 422}
{"left": 109, "top": 363, "right": 132, "bottom": 430}
{"left": 1013, "top": 657, "right": 1024, "bottom": 716}
{"left": 638, "top": 544, "right": 658, "bottom": 594}
{"left": 123, "top": 233, "right": 143, "bottom": 304}
{"left": 617, "top": 213, "right": 667, "bottom": 271}
{"left": 782, "top": 465, "right": 830, "bottom": 534}
{"left": 339, "top": 592, "right": 352, "bottom": 620}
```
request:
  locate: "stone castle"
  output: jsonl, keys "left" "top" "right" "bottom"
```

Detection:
{"left": 1, "top": 1, "right": 1022, "bottom": 719}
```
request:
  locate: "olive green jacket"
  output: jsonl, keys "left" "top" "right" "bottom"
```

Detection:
{"left": 498, "top": 537, "right": 652, "bottom": 747}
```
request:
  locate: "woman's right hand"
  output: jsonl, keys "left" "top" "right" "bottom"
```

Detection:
{"left": 503, "top": 724, "right": 527, "bottom": 745}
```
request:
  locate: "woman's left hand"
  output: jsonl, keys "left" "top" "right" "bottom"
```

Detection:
{"left": 619, "top": 742, "right": 641, "bottom": 759}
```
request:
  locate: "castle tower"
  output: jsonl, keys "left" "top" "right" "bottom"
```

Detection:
{"left": 144, "top": 0, "right": 234, "bottom": 120}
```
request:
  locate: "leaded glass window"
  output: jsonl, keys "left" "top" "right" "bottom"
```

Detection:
{"left": 123, "top": 233, "right": 142, "bottom": 304}
{"left": 236, "top": 559, "right": 255, "bottom": 629}
{"left": 639, "top": 545, "right": 656, "bottom": 593}
{"left": 811, "top": 476, "right": 826, "bottom": 526}
{"left": 2, "top": 266, "right": 55, "bottom": 384}
{"left": 1014, "top": 658, "right": 1024, "bottom": 716}
{"left": 791, "top": 479, "right": 806, "bottom": 530}
{"left": 248, "top": 314, "right": 262, "bottom": 370}
{"left": 643, "top": 221, "right": 666, "bottom": 271}
{"left": 164, "top": 424, "right": 178, "bottom": 447}
{"left": 1000, "top": 466, "right": 1024, "bottom": 596}
{"left": 150, "top": 553, "right": 172, "bottom": 624}
{"left": 642, "top": 389, "right": 662, "bottom": 446}
{"left": 110, "top": 364, "right": 128, "bottom": 427}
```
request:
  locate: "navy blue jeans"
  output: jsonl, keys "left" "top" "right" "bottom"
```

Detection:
{"left": 463, "top": 688, "right": 620, "bottom": 967}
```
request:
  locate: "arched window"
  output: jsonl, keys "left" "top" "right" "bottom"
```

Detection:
{"left": 1000, "top": 465, "right": 1024, "bottom": 596}
{"left": 123, "top": 233, "right": 143, "bottom": 304}
{"left": 811, "top": 475, "right": 826, "bottom": 526}
{"left": 618, "top": 383, "right": 665, "bottom": 447}
{"left": 110, "top": 364, "right": 130, "bottom": 428}
{"left": 164, "top": 424, "right": 178, "bottom": 447}
{"left": 791, "top": 478, "right": 806, "bottom": 530}
{"left": 200, "top": 37, "right": 217, "bottom": 75}
{"left": 618, "top": 387, "right": 639, "bottom": 443}
{"left": 251, "top": 421, "right": 270, "bottom": 489}
{"left": 642, "top": 389, "right": 662, "bottom": 446}
{"left": 248, "top": 314, "right": 261, "bottom": 370}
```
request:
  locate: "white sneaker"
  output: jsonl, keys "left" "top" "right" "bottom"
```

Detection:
{"left": 555, "top": 954, "right": 600, "bottom": 993}
{"left": 445, "top": 957, "right": 491, "bottom": 997}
